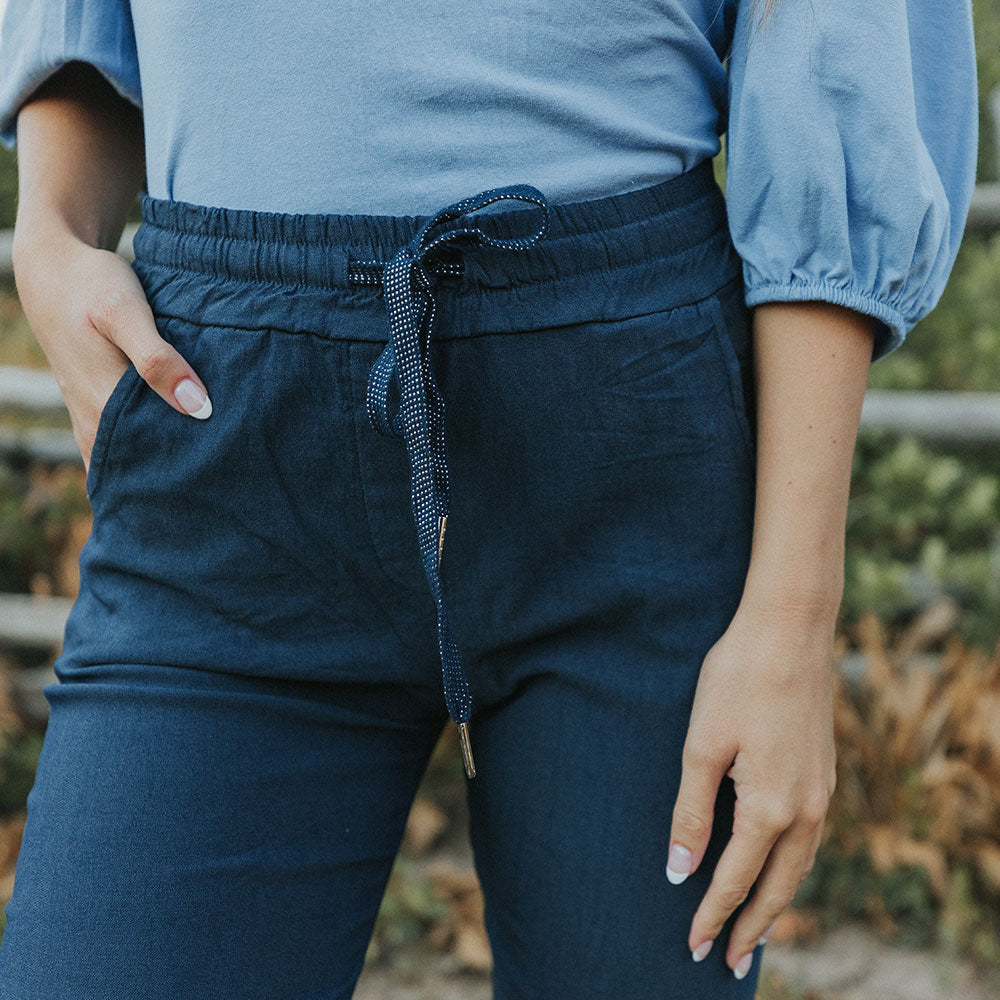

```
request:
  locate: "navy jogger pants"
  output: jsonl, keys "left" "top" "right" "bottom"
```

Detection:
{"left": 0, "top": 156, "right": 763, "bottom": 999}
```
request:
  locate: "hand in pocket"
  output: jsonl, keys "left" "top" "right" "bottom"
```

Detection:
{"left": 12, "top": 230, "right": 213, "bottom": 473}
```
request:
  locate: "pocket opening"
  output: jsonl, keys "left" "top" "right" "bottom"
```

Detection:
{"left": 706, "top": 293, "right": 757, "bottom": 462}
{"left": 85, "top": 362, "right": 143, "bottom": 502}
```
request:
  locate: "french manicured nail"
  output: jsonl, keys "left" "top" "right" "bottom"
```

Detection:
{"left": 691, "top": 940, "right": 713, "bottom": 962}
{"left": 174, "top": 378, "right": 212, "bottom": 419}
{"left": 666, "top": 843, "right": 692, "bottom": 884}
{"left": 759, "top": 920, "right": 777, "bottom": 946}
{"left": 733, "top": 953, "right": 753, "bottom": 979}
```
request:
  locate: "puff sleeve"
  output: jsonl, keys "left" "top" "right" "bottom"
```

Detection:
{"left": 0, "top": 0, "right": 142, "bottom": 150}
{"left": 724, "top": 0, "right": 979, "bottom": 362}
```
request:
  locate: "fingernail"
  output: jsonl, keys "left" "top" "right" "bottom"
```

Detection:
{"left": 733, "top": 953, "right": 753, "bottom": 980}
{"left": 691, "top": 940, "right": 713, "bottom": 962}
{"left": 666, "top": 843, "right": 692, "bottom": 884}
{"left": 174, "top": 378, "right": 212, "bottom": 419}
{"left": 759, "top": 920, "right": 777, "bottom": 946}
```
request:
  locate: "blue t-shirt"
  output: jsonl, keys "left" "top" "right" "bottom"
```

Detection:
{"left": 0, "top": 0, "right": 979, "bottom": 362}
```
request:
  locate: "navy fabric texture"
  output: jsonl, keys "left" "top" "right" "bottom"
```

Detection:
{"left": 0, "top": 156, "right": 763, "bottom": 999}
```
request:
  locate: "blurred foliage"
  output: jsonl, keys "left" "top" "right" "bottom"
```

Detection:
{"left": 845, "top": 432, "right": 1000, "bottom": 650}
{"left": 0, "top": 726, "right": 42, "bottom": 817}
{"left": 0, "top": 464, "right": 91, "bottom": 597}
{"left": 0, "top": 147, "right": 15, "bottom": 231}
{"left": 975, "top": 0, "right": 1000, "bottom": 185}
{"left": 755, "top": 973, "right": 831, "bottom": 1000}
{"left": 868, "top": 233, "right": 1000, "bottom": 392}
{"left": 0, "top": 287, "right": 49, "bottom": 368}
{"left": 367, "top": 854, "right": 451, "bottom": 963}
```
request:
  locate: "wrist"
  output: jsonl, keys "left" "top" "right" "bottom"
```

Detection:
{"left": 12, "top": 215, "right": 79, "bottom": 266}
{"left": 738, "top": 572, "right": 843, "bottom": 630}
{"left": 11, "top": 220, "right": 99, "bottom": 309}
{"left": 740, "top": 525, "right": 845, "bottom": 618}
{"left": 14, "top": 202, "right": 128, "bottom": 261}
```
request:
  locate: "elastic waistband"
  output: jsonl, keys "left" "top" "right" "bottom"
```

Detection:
{"left": 130, "top": 157, "right": 741, "bottom": 341}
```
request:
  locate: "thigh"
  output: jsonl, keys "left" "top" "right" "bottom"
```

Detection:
{"left": 0, "top": 663, "right": 443, "bottom": 1000}
{"left": 0, "top": 316, "right": 450, "bottom": 998}
{"left": 449, "top": 277, "right": 761, "bottom": 997}
{"left": 466, "top": 677, "right": 759, "bottom": 1000}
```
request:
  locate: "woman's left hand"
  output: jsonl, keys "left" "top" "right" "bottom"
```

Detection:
{"left": 666, "top": 589, "right": 839, "bottom": 980}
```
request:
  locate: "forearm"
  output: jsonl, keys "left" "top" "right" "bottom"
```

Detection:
{"left": 739, "top": 300, "right": 876, "bottom": 623}
{"left": 11, "top": 60, "right": 145, "bottom": 260}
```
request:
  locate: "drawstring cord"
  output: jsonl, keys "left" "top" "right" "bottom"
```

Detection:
{"left": 349, "top": 184, "right": 550, "bottom": 779}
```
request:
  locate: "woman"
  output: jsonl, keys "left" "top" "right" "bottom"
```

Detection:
{"left": 0, "top": 0, "right": 978, "bottom": 997}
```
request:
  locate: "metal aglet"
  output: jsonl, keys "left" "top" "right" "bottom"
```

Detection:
{"left": 437, "top": 513, "right": 448, "bottom": 568}
{"left": 458, "top": 721, "right": 476, "bottom": 779}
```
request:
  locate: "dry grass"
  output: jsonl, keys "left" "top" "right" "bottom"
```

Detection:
{"left": 831, "top": 608, "right": 1000, "bottom": 896}
{"left": 812, "top": 605, "right": 1000, "bottom": 962}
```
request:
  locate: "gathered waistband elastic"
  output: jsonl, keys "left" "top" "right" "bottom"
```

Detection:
{"left": 130, "top": 157, "right": 740, "bottom": 342}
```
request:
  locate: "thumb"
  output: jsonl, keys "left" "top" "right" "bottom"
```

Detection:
{"left": 666, "top": 743, "right": 731, "bottom": 884}
{"left": 90, "top": 282, "right": 212, "bottom": 420}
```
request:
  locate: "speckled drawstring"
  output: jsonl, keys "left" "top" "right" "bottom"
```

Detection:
{"left": 348, "top": 184, "right": 550, "bottom": 779}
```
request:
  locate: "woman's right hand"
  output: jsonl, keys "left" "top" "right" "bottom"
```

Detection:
{"left": 12, "top": 228, "right": 213, "bottom": 475}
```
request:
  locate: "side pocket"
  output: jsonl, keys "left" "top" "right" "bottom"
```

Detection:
{"left": 85, "top": 362, "right": 144, "bottom": 502}
{"left": 705, "top": 290, "right": 757, "bottom": 462}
